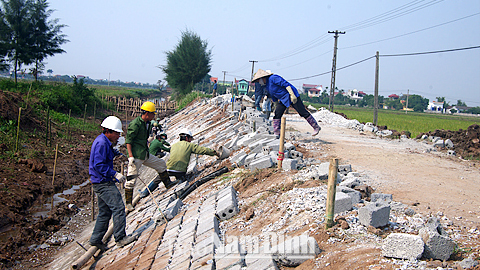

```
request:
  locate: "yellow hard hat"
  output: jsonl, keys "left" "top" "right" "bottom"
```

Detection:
{"left": 140, "top": 101, "right": 156, "bottom": 112}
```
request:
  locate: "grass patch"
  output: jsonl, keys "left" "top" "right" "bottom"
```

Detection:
{"left": 176, "top": 91, "right": 211, "bottom": 111}
{"left": 306, "top": 104, "right": 479, "bottom": 138}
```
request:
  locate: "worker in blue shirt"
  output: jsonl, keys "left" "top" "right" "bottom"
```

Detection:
{"left": 251, "top": 69, "right": 321, "bottom": 137}
{"left": 89, "top": 116, "right": 138, "bottom": 250}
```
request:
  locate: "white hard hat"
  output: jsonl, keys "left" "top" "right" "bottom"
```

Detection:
{"left": 179, "top": 128, "right": 193, "bottom": 137}
{"left": 101, "top": 116, "right": 123, "bottom": 133}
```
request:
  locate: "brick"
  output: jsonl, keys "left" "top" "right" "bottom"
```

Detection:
{"left": 359, "top": 202, "right": 390, "bottom": 228}
{"left": 382, "top": 233, "right": 424, "bottom": 260}
{"left": 216, "top": 195, "right": 239, "bottom": 221}
{"left": 282, "top": 158, "right": 297, "bottom": 171}
{"left": 196, "top": 216, "right": 219, "bottom": 236}
{"left": 336, "top": 186, "right": 361, "bottom": 205}
{"left": 419, "top": 227, "right": 455, "bottom": 261}
{"left": 334, "top": 192, "right": 353, "bottom": 214}
{"left": 248, "top": 156, "right": 273, "bottom": 171}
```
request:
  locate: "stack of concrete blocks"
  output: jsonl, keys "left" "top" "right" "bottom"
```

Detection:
{"left": 382, "top": 233, "right": 424, "bottom": 260}
{"left": 192, "top": 195, "right": 220, "bottom": 270}
{"left": 168, "top": 215, "right": 194, "bottom": 269}
{"left": 270, "top": 235, "right": 321, "bottom": 267}
{"left": 216, "top": 186, "right": 239, "bottom": 221}
{"left": 215, "top": 240, "right": 246, "bottom": 269}
{"left": 418, "top": 217, "right": 455, "bottom": 261}
{"left": 358, "top": 201, "right": 391, "bottom": 228}
{"left": 151, "top": 215, "right": 183, "bottom": 269}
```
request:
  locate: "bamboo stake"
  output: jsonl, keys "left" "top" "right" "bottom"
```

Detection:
{"left": 136, "top": 175, "right": 168, "bottom": 223}
{"left": 51, "top": 143, "right": 59, "bottom": 186}
{"left": 325, "top": 158, "right": 339, "bottom": 229}
{"left": 277, "top": 117, "right": 286, "bottom": 169}
{"left": 83, "top": 104, "right": 87, "bottom": 132}
{"left": 45, "top": 108, "right": 49, "bottom": 146}
{"left": 93, "top": 101, "right": 96, "bottom": 124}
{"left": 15, "top": 107, "right": 22, "bottom": 152}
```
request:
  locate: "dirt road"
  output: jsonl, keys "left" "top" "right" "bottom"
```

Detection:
{"left": 291, "top": 116, "right": 480, "bottom": 228}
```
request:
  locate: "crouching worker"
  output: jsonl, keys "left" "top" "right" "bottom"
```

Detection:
{"left": 139, "top": 129, "right": 219, "bottom": 198}
{"left": 149, "top": 133, "right": 170, "bottom": 158}
{"left": 125, "top": 101, "right": 175, "bottom": 211}
{"left": 89, "top": 116, "right": 138, "bottom": 250}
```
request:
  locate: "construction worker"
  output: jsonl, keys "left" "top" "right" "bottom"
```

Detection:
{"left": 139, "top": 129, "right": 219, "bottom": 198}
{"left": 149, "top": 133, "right": 170, "bottom": 158}
{"left": 89, "top": 116, "right": 138, "bottom": 249}
{"left": 125, "top": 101, "right": 174, "bottom": 211}
{"left": 251, "top": 69, "right": 321, "bottom": 137}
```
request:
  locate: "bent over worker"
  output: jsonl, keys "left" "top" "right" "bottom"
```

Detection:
{"left": 149, "top": 133, "right": 170, "bottom": 158}
{"left": 125, "top": 101, "right": 174, "bottom": 211}
{"left": 139, "top": 129, "right": 219, "bottom": 198}
{"left": 89, "top": 116, "right": 137, "bottom": 249}
{"left": 251, "top": 69, "right": 321, "bottom": 137}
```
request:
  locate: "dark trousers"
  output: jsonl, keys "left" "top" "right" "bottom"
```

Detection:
{"left": 168, "top": 170, "right": 187, "bottom": 182}
{"left": 273, "top": 96, "right": 311, "bottom": 119}
{"left": 90, "top": 181, "right": 126, "bottom": 244}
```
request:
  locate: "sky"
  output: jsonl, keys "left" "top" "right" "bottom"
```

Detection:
{"left": 44, "top": 0, "right": 480, "bottom": 107}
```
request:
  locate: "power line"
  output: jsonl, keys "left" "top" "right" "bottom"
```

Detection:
{"left": 380, "top": 45, "right": 480, "bottom": 57}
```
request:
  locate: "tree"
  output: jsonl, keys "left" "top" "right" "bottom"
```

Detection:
{"left": 161, "top": 29, "right": 212, "bottom": 99}
{"left": 456, "top": 99, "right": 467, "bottom": 107}
{"left": 406, "top": 94, "right": 428, "bottom": 111}
{"left": 0, "top": 0, "right": 67, "bottom": 82}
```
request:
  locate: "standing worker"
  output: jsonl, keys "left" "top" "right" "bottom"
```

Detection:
{"left": 89, "top": 116, "right": 138, "bottom": 249}
{"left": 125, "top": 101, "right": 175, "bottom": 211}
{"left": 139, "top": 129, "right": 219, "bottom": 197}
{"left": 254, "top": 81, "right": 266, "bottom": 111}
{"left": 212, "top": 80, "right": 218, "bottom": 97}
{"left": 149, "top": 133, "right": 170, "bottom": 158}
{"left": 251, "top": 69, "right": 321, "bottom": 137}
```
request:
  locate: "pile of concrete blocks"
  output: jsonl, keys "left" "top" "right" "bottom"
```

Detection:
{"left": 216, "top": 186, "right": 239, "bottom": 221}
{"left": 382, "top": 218, "right": 455, "bottom": 261}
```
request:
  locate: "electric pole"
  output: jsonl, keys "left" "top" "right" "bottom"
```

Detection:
{"left": 328, "top": 30, "right": 345, "bottom": 112}
{"left": 405, "top": 89, "right": 409, "bottom": 114}
{"left": 223, "top": 71, "right": 227, "bottom": 95}
{"left": 249, "top": 60, "right": 258, "bottom": 92}
{"left": 373, "top": 51, "right": 379, "bottom": 126}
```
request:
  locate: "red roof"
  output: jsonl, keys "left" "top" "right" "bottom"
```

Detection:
{"left": 358, "top": 91, "right": 366, "bottom": 95}
{"left": 388, "top": 94, "right": 399, "bottom": 98}
{"left": 303, "top": 83, "right": 320, "bottom": 89}
{"left": 210, "top": 77, "right": 218, "bottom": 83}
{"left": 308, "top": 88, "right": 321, "bottom": 92}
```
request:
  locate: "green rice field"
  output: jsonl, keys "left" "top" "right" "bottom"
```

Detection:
{"left": 305, "top": 103, "right": 480, "bottom": 138}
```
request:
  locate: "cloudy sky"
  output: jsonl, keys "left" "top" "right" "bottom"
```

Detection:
{"left": 45, "top": 0, "right": 480, "bottom": 106}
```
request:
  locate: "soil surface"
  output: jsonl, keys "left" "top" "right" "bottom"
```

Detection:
{"left": 1, "top": 90, "right": 480, "bottom": 269}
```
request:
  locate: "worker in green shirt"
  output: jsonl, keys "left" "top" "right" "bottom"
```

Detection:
{"left": 149, "top": 133, "right": 170, "bottom": 158}
{"left": 139, "top": 129, "right": 219, "bottom": 198}
{"left": 125, "top": 101, "right": 174, "bottom": 211}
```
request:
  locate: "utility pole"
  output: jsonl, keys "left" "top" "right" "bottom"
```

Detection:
{"left": 405, "top": 89, "right": 410, "bottom": 114}
{"left": 328, "top": 30, "right": 345, "bottom": 112}
{"left": 249, "top": 60, "right": 258, "bottom": 93}
{"left": 222, "top": 71, "right": 227, "bottom": 94}
{"left": 373, "top": 51, "right": 379, "bottom": 126}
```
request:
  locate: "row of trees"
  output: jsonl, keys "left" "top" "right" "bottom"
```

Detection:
{"left": 0, "top": 0, "right": 67, "bottom": 83}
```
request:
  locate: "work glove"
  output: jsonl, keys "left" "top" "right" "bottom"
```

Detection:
{"left": 127, "top": 157, "right": 137, "bottom": 176}
{"left": 286, "top": 86, "right": 297, "bottom": 104}
{"left": 148, "top": 136, "right": 154, "bottom": 143}
{"left": 114, "top": 172, "right": 126, "bottom": 183}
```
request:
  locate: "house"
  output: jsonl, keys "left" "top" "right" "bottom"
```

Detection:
{"left": 302, "top": 84, "right": 322, "bottom": 95}
{"left": 446, "top": 105, "right": 469, "bottom": 114}
{"left": 427, "top": 101, "right": 444, "bottom": 113}
{"left": 388, "top": 94, "right": 399, "bottom": 100}
{"left": 345, "top": 89, "right": 364, "bottom": 101}
{"left": 210, "top": 77, "right": 218, "bottom": 84}
{"left": 236, "top": 79, "right": 249, "bottom": 95}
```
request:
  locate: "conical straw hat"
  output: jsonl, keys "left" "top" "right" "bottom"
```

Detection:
{"left": 251, "top": 69, "right": 273, "bottom": 82}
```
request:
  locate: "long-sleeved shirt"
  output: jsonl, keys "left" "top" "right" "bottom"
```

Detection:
{"left": 89, "top": 133, "right": 119, "bottom": 184}
{"left": 149, "top": 138, "right": 170, "bottom": 155}
{"left": 125, "top": 116, "right": 152, "bottom": 160}
{"left": 166, "top": 141, "right": 216, "bottom": 172}
{"left": 265, "top": 74, "right": 299, "bottom": 108}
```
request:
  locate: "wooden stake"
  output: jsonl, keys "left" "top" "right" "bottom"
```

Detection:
{"left": 51, "top": 143, "right": 59, "bottom": 186}
{"left": 66, "top": 109, "right": 71, "bottom": 141}
{"left": 277, "top": 117, "right": 286, "bottom": 169}
{"left": 15, "top": 107, "right": 22, "bottom": 153}
{"left": 83, "top": 104, "right": 87, "bottom": 132}
{"left": 45, "top": 108, "right": 50, "bottom": 146}
{"left": 91, "top": 184, "right": 95, "bottom": 221}
{"left": 325, "top": 158, "right": 339, "bottom": 229}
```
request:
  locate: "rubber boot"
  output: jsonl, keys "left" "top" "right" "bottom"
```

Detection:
{"left": 272, "top": 118, "right": 281, "bottom": 137}
{"left": 139, "top": 181, "right": 158, "bottom": 198}
{"left": 124, "top": 188, "right": 134, "bottom": 212}
{"left": 159, "top": 171, "right": 176, "bottom": 189}
{"left": 306, "top": 115, "right": 321, "bottom": 136}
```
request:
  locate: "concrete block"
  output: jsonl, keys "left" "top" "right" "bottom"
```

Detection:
{"left": 245, "top": 254, "right": 278, "bottom": 270}
{"left": 336, "top": 186, "right": 361, "bottom": 204}
{"left": 289, "top": 150, "right": 303, "bottom": 159}
{"left": 216, "top": 193, "right": 239, "bottom": 221}
{"left": 334, "top": 192, "right": 353, "bottom": 214}
{"left": 445, "top": 138, "right": 454, "bottom": 148}
{"left": 164, "top": 199, "right": 183, "bottom": 220}
{"left": 218, "top": 185, "right": 236, "bottom": 198}
{"left": 245, "top": 153, "right": 258, "bottom": 165}
{"left": 174, "top": 181, "right": 189, "bottom": 197}
{"left": 419, "top": 227, "right": 455, "bottom": 261}
{"left": 270, "top": 235, "right": 320, "bottom": 267}
{"left": 284, "top": 142, "right": 295, "bottom": 151}
{"left": 371, "top": 193, "right": 392, "bottom": 203}
{"left": 196, "top": 216, "right": 219, "bottom": 237}
{"left": 282, "top": 158, "right": 297, "bottom": 171}
{"left": 382, "top": 233, "right": 424, "bottom": 260}
{"left": 358, "top": 202, "right": 390, "bottom": 228}
{"left": 434, "top": 139, "right": 445, "bottom": 148}
{"left": 339, "top": 176, "right": 361, "bottom": 188}
{"left": 249, "top": 156, "right": 273, "bottom": 171}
